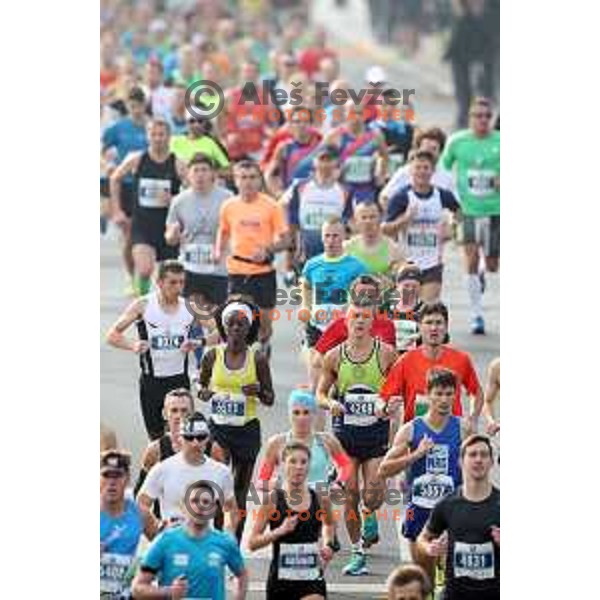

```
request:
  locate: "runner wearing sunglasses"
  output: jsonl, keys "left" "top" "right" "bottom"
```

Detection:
{"left": 198, "top": 299, "right": 274, "bottom": 541}
{"left": 137, "top": 412, "right": 238, "bottom": 539}
{"left": 441, "top": 97, "right": 500, "bottom": 335}
{"left": 132, "top": 481, "right": 248, "bottom": 600}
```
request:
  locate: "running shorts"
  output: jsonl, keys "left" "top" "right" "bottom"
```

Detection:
{"left": 228, "top": 270, "right": 277, "bottom": 309}
{"left": 459, "top": 215, "right": 500, "bottom": 258}
{"left": 184, "top": 272, "right": 229, "bottom": 306}
{"left": 401, "top": 503, "right": 431, "bottom": 541}
{"left": 334, "top": 425, "right": 388, "bottom": 462}
{"left": 208, "top": 418, "right": 261, "bottom": 465}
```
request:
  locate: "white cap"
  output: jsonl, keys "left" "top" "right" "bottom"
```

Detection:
{"left": 149, "top": 19, "right": 167, "bottom": 34}
{"left": 365, "top": 65, "right": 387, "bottom": 85}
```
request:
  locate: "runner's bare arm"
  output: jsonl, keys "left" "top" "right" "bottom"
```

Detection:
{"left": 257, "top": 434, "right": 284, "bottom": 490}
{"left": 264, "top": 142, "right": 286, "bottom": 192}
{"left": 374, "top": 138, "right": 389, "bottom": 185}
{"left": 301, "top": 278, "right": 312, "bottom": 313}
{"left": 134, "top": 442, "right": 160, "bottom": 497}
{"left": 136, "top": 492, "right": 161, "bottom": 540}
{"left": 197, "top": 348, "right": 217, "bottom": 402}
{"left": 247, "top": 500, "right": 277, "bottom": 551}
{"left": 109, "top": 151, "right": 142, "bottom": 213}
{"left": 106, "top": 298, "right": 146, "bottom": 352}
{"left": 483, "top": 358, "right": 500, "bottom": 432}
{"left": 255, "top": 351, "right": 275, "bottom": 406}
{"left": 316, "top": 349, "right": 339, "bottom": 410}
{"left": 223, "top": 494, "right": 239, "bottom": 538}
{"left": 378, "top": 421, "right": 414, "bottom": 479}
{"left": 379, "top": 342, "right": 400, "bottom": 374}
{"left": 175, "top": 157, "right": 187, "bottom": 183}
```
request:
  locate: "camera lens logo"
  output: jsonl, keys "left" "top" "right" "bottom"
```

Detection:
{"left": 184, "top": 480, "right": 224, "bottom": 523}
{"left": 185, "top": 295, "right": 220, "bottom": 321}
{"left": 185, "top": 80, "right": 225, "bottom": 120}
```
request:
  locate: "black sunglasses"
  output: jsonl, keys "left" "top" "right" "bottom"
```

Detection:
{"left": 101, "top": 470, "right": 127, "bottom": 479}
{"left": 183, "top": 434, "right": 209, "bottom": 442}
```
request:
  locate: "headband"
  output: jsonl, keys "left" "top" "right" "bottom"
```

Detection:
{"left": 221, "top": 302, "right": 254, "bottom": 327}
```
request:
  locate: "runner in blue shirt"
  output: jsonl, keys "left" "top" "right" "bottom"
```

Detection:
{"left": 132, "top": 481, "right": 248, "bottom": 600}
{"left": 100, "top": 450, "right": 150, "bottom": 599}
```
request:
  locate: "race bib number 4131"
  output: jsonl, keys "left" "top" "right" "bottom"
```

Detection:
{"left": 453, "top": 541, "right": 495, "bottom": 580}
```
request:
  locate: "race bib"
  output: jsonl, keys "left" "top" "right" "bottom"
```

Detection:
{"left": 467, "top": 169, "right": 496, "bottom": 198}
{"left": 150, "top": 334, "right": 185, "bottom": 351}
{"left": 312, "top": 304, "right": 343, "bottom": 331}
{"left": 453, "top": 541, "right": 495, "bottom": 580}
{"left": 394, "top": 318, "right": 418, "bottom": 351}
{"left": 343, "top": 393, "right": 379, "bottom": 427}
{"left": 211, "top": 393, "right": 247, "bottom": 426}
{"left": 182, "top": 243, "right": 215, "bottom": 274}
{"left": 100, "top": 553, "right": 133, "bottom": 594}
{"left": 278, "top": 542, "right": 320, "bottom": 581}
{"left": 138, "top": 178, "right": 171, "bottom": 208}
{"left": 415, "top": 394, "right": 429, "bottom": 417}
{"left": 389, "top": 152, "right": 405, "bottom": 174}
{"left": 411, "top": 473, "right": 455, "bottom": 509}
{"left": 344, "top": 156, "right": 373, "bottom": 184}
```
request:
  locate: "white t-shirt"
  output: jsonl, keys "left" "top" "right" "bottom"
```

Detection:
{"left": 382, "top": 164, "right": 456, "bottom": 200}
{"left": 140, "top": 453, "right": 235, "bottom": 520}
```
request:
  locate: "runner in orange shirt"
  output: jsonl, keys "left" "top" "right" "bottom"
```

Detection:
{"left": 216, "top": 160, "right": 292, "bottom": 356}
{"left": 380, "top": 301, "right": 483, "bottom": 431}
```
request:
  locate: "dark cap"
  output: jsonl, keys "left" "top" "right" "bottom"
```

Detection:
{"left": 316, "top": 145, "right": 340, "bottom": 160}
{"left": 396, "top": 262, "right": 422, "bottom": 284}
{"left": 127, "top": 86, "right": 146, "bottom": 104}
{"left": 100, "top": 450, "right": 131, "bottom": 475}
{"left": 181, "top": 412, "right": 210, "bottom": 437}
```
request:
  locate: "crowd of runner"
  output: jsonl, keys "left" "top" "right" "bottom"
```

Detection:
{"left": 101, "top": 2, "right": 500, "bottom": 599}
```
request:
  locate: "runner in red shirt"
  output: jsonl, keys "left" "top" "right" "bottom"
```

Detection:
{"left": 224, "top": 60, "right": 275, "bottom": 161}
{"left": 297, "top": 26, "right": 339, "bottom": 80}
{"left": 380, "top": 301, "right": 483, "bottom": 430}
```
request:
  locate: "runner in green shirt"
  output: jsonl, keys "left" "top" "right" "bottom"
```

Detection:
{"left": 441, "top": 97, "right": 500, "bottom": 335}
{"left": 170, "top": 116, "right": 230, "bottom": 170}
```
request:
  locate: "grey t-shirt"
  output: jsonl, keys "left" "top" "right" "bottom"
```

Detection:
{"left": 167, "top": 186, "right": 232, "bottom": 275}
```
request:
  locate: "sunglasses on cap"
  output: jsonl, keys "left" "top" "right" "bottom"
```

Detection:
{"left": 183, "top": 433, "right": 209, "bottom": 443}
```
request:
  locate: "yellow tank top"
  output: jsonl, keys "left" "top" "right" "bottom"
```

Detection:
{"left": 209, "top": 345, "right": 258, "bottom": 425}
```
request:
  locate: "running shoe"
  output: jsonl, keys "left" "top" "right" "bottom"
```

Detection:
{"left": 471, "top": 316, "right": 486, "bottom": 335}
{"left": 361, "top": 511, "right": 379, "bottom": 548}
{"left": 342, "top": 551, "right": 369, "bottom": 576}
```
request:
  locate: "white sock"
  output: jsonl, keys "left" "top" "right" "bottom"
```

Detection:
{"left": 467, "top": 274, "right": 483, "bottom": 320}
{"left": 351, "top": 540, "right": 364, "bottom": 554}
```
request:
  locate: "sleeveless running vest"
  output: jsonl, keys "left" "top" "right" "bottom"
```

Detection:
{"left": 209, "top": 345, "right": 259, "bottom": 426}
{"left": 137, "top": 293, "right": 194, "bottom": 378}
{"left": 281, "top": 138, "right": 320, "bottom": 187}
{"left": 333, "top": 340, "right": 387, "bottom": 437}
{"left": 285, "top": 432, "right": 331, "bottom": 487}
{"left": 345, "top": 236, "right": 391, "bottom": 275}
{"left": 158, "top": 434, "right": 175, "bottom": 461}
{"left": 407, "top": 416, "right": 462, "bottom": 510}
{"left": 268, "top": 488, "right": 324, "bottom": 583}
{"left": 405, "top": 187, "right": 445, "bottom": 270}
{"left": 134, "top": 151, "right": 180, "bottom": 213}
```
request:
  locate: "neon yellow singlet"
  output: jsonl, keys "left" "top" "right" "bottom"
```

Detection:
{"left": 337, "top": 339, "right": 385, "bottom": 394}
{"left": 345, "top": 236, "right": 391, "bottom": 275}
{"left": 209, "top": 345, "right": 258, "bottom": 425}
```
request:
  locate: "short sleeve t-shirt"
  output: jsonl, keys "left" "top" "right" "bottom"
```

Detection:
{"left": 219, "top": 193, "right": 289, "bottom": 275}
{"left": 426, "top": 487, "right": 500, "bottom": 599}
{"left": 441, "top": 130, "right": 500, "bottom": 217}
{"left": 302, "top": 254, "right": 367, "bottom": 329}
{"left": 140, "top": 453, "right": 235, "bottom": 520}
{"left": 166, "top": 186, "right": 233, "bottom": 275}
{"left": 141, "top": 526, "right": 244, "bottom": 600}
{"left": 101, "top": 117, "right": 148, "bottom": 165}
{"left": 169, "top": 135, "right": 230, "bottom": 168}
{"left": 380, "top": 346, "right": 481, "bottom": 422}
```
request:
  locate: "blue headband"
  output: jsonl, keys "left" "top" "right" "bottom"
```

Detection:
{"left": 288, "top": 389, "right": 317, "bottom": 414}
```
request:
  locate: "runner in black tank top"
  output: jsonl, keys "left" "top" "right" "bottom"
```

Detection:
{"left": 111, "top": 118, "right": 186, "bottom": 297}
{"left": 248, "top": 442, "right": 336, "bottom": 600}
{"left": 132, "top": 149, "right": 181, "bottom": 261}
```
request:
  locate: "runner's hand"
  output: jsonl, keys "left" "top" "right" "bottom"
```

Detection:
{"left": 426, "top": 532, "right": 448, "bottom": 557}
{"left": 491, "top": 525, "right": 500, "bottom": 546}
{"left": 113, "top": 209, "right": 129, "bottom": 227}
{"left": 158, "top": 189, "right": 172, "bottom": 206}
{"left": 328, "top": 400, "right": 345, "bottom": 417}
{"left": 169, "top": 575, "right": 188, "bottom": 599}
{"left": 180, "top": 340, "right": 197, "bottom": 353}
{"left": 132, "top": 340, "right": 149, "bottom": 354}
{"left": 415, "top": 434, "right": 435, "bottom": 459}
{"left": 241, "top": 383, "right": 261, "bottom": 397}
{"left": 250, "top": 248, "right": 269, "bottom": 263}
{"left": 487, "top": 421, "right": 500, "bottom": 436}
{"left": 276, "top": 514, "right": 299, "bottom": 537}
{"left": 319, "top": 545, "right": 334, "bottom": 568}
{"left": 198, "top": 388, "right": 215, "bottom": 402}
{"left": 387, "top": 396, "right": 403, "bottom": 417}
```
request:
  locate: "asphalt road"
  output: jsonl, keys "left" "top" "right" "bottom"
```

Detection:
{"left": 100, "top": 22, "right": 499, "bottom": 599}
